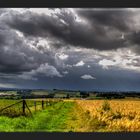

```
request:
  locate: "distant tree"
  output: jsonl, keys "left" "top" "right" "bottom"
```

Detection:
{"left": 66, "top": 94, "right": 70, "bottom": 99}
{"left": 80, "top": 92, "right": 89, "bottom": 98}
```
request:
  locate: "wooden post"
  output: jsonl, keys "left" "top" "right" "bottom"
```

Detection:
{"left": 22, "top": 100, "right": 26, "bottom": 115}
{"left": 34, "top": 101, "right": 36, "bottom": 111}
{"left": 25, "top": 101, "right": 32, "bottom": 117}
{"left": 42, "top": 100, "right": 44, "bottom": 109}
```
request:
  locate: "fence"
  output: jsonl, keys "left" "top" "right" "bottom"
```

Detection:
{"left": 0, "top": 99, "right": 61, "bottom": 117}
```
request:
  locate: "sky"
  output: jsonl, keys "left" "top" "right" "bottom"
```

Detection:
{"left": 0, "top": 8, "right": 140, "bottom": 91}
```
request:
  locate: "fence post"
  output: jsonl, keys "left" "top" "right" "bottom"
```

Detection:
{"left": 22, "top": 100, "right": 26, "bottom": 115}
{"left": 42, "top": 100, "right": 44, "bottom": 109}
{"left": 34, "top": 101, "right": 36, "bottom": 111}
{"left": 25, "top": 100, "right": 32, "bottom": 117}
{"left": 46, "top": 101, "right": 48, "bottom": 107}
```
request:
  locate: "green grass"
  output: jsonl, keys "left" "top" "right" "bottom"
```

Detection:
{"left": 0, "top": 99, "right": 60, "bottom": 117}
{"left": 0, "top": 101, "right": 75, "bottom": 132}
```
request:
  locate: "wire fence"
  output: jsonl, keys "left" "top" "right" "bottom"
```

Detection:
{"left": 0, "top": 99, "right": 62, "bottom": 117}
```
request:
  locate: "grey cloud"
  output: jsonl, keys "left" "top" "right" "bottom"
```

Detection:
{"left": 3, "top": 8, "right": 128, "bottom": 50}
{"left": 0, "top": 8, "right": 140, "bottom": 91}
{"left": 0, "top": 12, "right": 57, "bottom": 75}
{"left": 128, "top": 32, "right": 140, "bottom": 44}
{"left": 18, "top": 63, "right": 63, "bottom": 80}
{"left": 76, "top": 9, "right": 140, "bottom": 54}
{"left": 77, "top": 9, "right": 134, "bottom": 32}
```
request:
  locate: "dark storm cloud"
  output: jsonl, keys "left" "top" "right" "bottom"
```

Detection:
{"left": 3, "top": 9, "right": 129, "bottom": 50}
{"left": 127, "top": 32, "right": 140, "bottom": 44}
{"left": 76, "top": 9, "right": 134, "bottom": 32}
{"left": 0, "top": 31, "right": 36, "bottom": 73}
{"left": 0, "top": 8, "right": 140, "bottom": 91}
{"left": 0, "top": 9, "right": 139, "bottom": 71}
{"left": 76, "top": 9, "right": 140, "bottom": 54}
{"left": 122, "top": 31, "right": 140, "bottom": 54}
{"left": 0, "top": 10, "right": 57, "bottom": 75}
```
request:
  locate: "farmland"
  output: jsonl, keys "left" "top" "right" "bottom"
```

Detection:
{"left": 75, "top": 99, "right": 140, "bottom": 132}
{"left": 0, "top": 98, "right": 139, "bottom": 132}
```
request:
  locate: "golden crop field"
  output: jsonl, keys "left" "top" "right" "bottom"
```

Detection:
{"left": 74, "top": 99, "right": 140, "bottom": 132}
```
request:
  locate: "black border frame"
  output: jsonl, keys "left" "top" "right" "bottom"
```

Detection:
{"left": 0, "top": 0, "right": 140, "bottom": 140}
{"left": 0, "top": 132, "right": 140, "bottom": 140}
{"left": 0, "top": 0, "right": 140, "bottom": 7}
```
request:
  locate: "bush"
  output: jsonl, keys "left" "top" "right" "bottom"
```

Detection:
{"left": 102, "top": 101, "right": 111, "bottom": 111}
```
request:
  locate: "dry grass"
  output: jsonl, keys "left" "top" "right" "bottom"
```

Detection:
{"left": 74, "top": 99, "right": 140, "bottom": 132}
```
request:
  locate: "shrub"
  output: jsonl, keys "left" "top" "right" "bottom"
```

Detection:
{"left": 102, "top": 101, "right": 111, "bottom": 111}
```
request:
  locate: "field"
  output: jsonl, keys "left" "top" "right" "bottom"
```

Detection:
{"left": 74, "top": 99, "right": 140, "bottom": 132}
{"left": 0, "top": 99, "right": 139, "bottom": 132}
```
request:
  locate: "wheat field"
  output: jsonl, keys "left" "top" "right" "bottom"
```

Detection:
{"left": 74, "top": 99, "right": 140, "bottom": 132}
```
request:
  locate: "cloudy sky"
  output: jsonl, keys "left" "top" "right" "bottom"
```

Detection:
{"left": 0, "top": 8, "right": 140, "bottom": 91}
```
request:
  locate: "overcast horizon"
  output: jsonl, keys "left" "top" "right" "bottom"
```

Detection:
{"left": 0, "top": 8, "right": 140, "bottom": 91}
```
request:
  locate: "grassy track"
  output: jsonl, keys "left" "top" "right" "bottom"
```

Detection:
{"left": 0, "top": 101, "right": 76, "bottom": 132}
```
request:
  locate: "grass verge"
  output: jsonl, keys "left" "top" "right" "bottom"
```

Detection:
{"left": 0, "top": 101, "right": 75, "bottom": 132}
